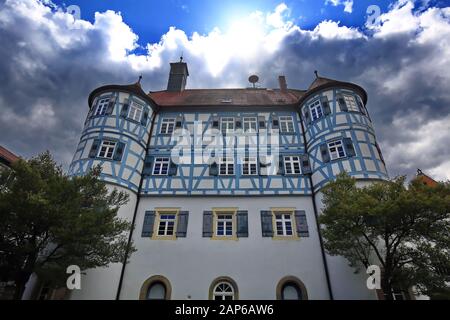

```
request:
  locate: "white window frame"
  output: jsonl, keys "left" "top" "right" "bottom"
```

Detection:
{"left": 160, "top": 118, "right": 176, "bottom": 134}
{"left": 274, "top": 211, "right": 295, "bottom": 237}
{"left": 97, "top": 140, "right": 116, "bottom": 159}
{"left": 219, "top": 156, "right": 234, "bottom": 175}
{"left": 213, "top": 282, "right": 235, "bottom": 300}
{"left": 152, "top": 157, "right": 170, "bottom": 175}
{"left": 128, "top": 101, "right": 144, "bottom": 122}
{"left": 309, "top": 100, "right": 323, "bottom": 121}
{"left": 221, "top": 117, "right": 235, "bottom": 134}
{"left": 328, "top": 140, "right": 346, "bottom": 160}
{"left": 215, "top": 213, "right": 234, "bottom": 237}
{"left": 156, "top": 212, "right": 177, "bottom": 237}
{"left": 243, "top": 116, "right": 257, "bottom": 132}
{"left": 283, "top": 156, "right": 301, "bottom": 175}
{"left": 343, "top": 94, "right": 359, "bottom": 112}
{"left": 94, "top": 97, "right": 110, "bottom": 116}
{"left": 241, "top": 157, "right": 257, "bottom": 175}
{"left": 279, "top": 116, "right": 295, "bottom": 133}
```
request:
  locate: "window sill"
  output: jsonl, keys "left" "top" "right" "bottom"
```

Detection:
{"left": 211, "top": 235, "right": 238, "bottom": 241}
{"left": 271, "top": 235, "right": 300, "bottom": 241}
{"left": 151, "top": 235, "right": 177, "bottom": 240}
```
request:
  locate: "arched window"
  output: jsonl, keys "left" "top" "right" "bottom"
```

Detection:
{"left": 147, "top": 282, "right": 166, "bottom": 300}
{"left": 276, "top": 276, "right": 308, "bottom": 300}
{"left": 209, "top": 277, "right": 239, "bottom": 300}
{"left": 139, "top": 275, "right": 172, "bottom": 300}
{"left": 281, "top": 282, "right": 302, "bottom": 300}
{"left": 213, "top": 282, "right": 235, "bottom": 300}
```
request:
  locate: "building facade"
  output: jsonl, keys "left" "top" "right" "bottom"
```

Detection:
{"left": 67, "top": 60, "right": 388, "bottom": 300}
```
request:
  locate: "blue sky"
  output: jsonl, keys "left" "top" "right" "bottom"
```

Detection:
{"left": 1, "top": 0, "right": 450, "bottom": 180}
{"left": 51, "top": 0, "right": 412, "bottom": 50}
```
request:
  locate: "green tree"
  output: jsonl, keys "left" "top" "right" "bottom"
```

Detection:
{"left": 319, "top": 173, "right": 450, "bottom": 300}
{"left": 0, "top": 151, "right": 135, "bottom": 299}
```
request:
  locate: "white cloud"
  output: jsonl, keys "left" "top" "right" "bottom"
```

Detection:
{"left": 0, "top": 0, "right": 449, "bottom": 183}
{"left": 325, "top": 0, "right": 354, "bottom": 14}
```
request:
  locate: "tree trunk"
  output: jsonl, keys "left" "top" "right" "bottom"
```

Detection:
{"left": 13, "top": 271, "right": 32, "bottom": 300}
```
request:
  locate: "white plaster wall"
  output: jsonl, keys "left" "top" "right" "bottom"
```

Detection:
{"left": 119, "top": 196, "right": 330, "bottom": 300}
{"left": 314, "top": 180, "right": 379, "bottom": 300}
{"left": 69, "top": 185, "right": 137, "bottom": 300}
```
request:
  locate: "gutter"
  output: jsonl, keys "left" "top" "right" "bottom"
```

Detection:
{"left": 298, "top": 108, "right": 334, "bottom": 300}
{"left": 115, "top": 105, "right": 160, "bottom": 300}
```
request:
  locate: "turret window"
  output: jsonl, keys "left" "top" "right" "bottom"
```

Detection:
{"left": 328, "top": 140, "right": 346, "bottom": 160}
{"left": 279, "top": 116, "right": 294, "bottom": 133}
{"left": 160, "top": 118, "right": 176, "bottom": 134}
{"left": 152, "top": 157, "right": 170, "bottom": 175}
{"left": 97, "top": 140, "right": 116, "bottom": 159}
{"left": 343, "top": 94, "right": 359, "bottom": 112}
{"left": 128, "top": 101, "right": 143, "bottom": 122}
{"left": 309, "top": 100, "right": 323, "bottom": 121}
{"left": 94, "top": 98, "right": 110, "bottom": 116}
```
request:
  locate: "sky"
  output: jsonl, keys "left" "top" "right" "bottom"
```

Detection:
{"left": 0, "top": 0, "right": 449, "bottom": 181}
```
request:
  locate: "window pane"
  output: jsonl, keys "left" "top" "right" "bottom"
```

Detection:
{"left": 282, "top": 285, "right": 300, "bottom": 300}
{"left": 147, "top": 283, "right": 166, "bottom": 300}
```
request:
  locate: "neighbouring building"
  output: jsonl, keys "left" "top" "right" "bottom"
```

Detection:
{"left": 64, "top": 59, "right": 393, "bottom": 300}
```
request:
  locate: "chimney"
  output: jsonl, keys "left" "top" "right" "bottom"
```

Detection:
{"left": 278, "top": 75, "right": 287, "bottom": 92}
{"left": 167, "top": 58, "right": 189, "bottom": 92}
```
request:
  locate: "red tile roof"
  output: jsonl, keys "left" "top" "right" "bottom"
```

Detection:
{"left": 0, "top": 145, "right": 19, "bottom": 166}
{"left": 148, "top": 88, "right": 305, "bottom": 107}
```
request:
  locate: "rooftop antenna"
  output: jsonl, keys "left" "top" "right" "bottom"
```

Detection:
{"left": 314, "top": 70, "right": 319, "bottom": 78}
{"left": 248, "top": 74, "right": 259, "bottom": 88}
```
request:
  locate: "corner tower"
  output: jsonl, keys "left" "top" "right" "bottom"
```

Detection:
{"left": 299, "top": 72, "right": 388, "bottom": 299}
{"left": 68, "top": 79, "right": 156, "bottom": 299}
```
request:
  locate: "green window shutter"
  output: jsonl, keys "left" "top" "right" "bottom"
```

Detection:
{"left": 202, "top": 211, "right": 213, "bottom": 237}
{"left": 260, "top": 210, "right": 273, "bottom": 237}
{"left": 320, "top": 143, "right": 331, "bottom": 163}
{"left": 88, "top": 139, "right": 100, "bottom": 158}
{"left": 304, "top": 108, "right": 311, "bottom": 125}
{"left": 113, "top": 142, "right": 125, "bottom": 161}
{"left": 272, "top": 116, "right": 279, "bottom": 130}
{"left": 258, "top": 116, "right": 266, "bottom": 128}
{"left": 142, "top": 155, "right": 154, "bottom": 176}
{"left": 300, "top": 154, "right": 312, "bottom": 174}
{"left": 211, "top": 116, "right": 219, "bottom": 129}
{"left": 277, "top": 155, "right": 285, "bottom": 175}
{"left": 142, "top": 211, "right": 156, "bottom": 237}
{"left": 236, "top": 210, "right": 248, "bottom": 237}
{"left": 106, "top": 96, "right": 116, "bottom": 115}
{"left": 235, "top": 117, "right": 242, "bottom": 129}
{"left": 294, "top": 210, "right": 309, "bottom": 237}
{"left": 176, "top": 211, "right": 189, "bottom": 237}
{"left": 168, "top": 161, "right": 178, "bottom": 176}
{"left": 209, "top": 162, "right": 218, "bottom": 176}
{"left": 120, "top": 100, "right": 129, "bottom": 118}
{"left": 343, "top": 137, "right": 356, "bottom": 157}
{"left": 141, "top": 107, "right": 149, "bottom": 126}
{"left": 322, "top": 97, "right": 331, "bottom": 116}
{"left": 337, "top": 94, "right": 348, "bottom": 112}
{"left": 175, "top": 115, "right": 183, "bottom": 128}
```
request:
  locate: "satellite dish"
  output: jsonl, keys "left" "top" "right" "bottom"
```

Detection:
{"left": 248, "top": 75, "right": 259, "bottom": 88}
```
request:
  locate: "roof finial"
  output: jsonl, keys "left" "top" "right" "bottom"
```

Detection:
{"left": 314, "top": 70, "right": 319, "bottom": 78}
{"left": 417, "top": 168, "right": 423, "bottom": 175}
{"left": 137, "top": 74, "right": 142, "bottom": 84}
{"left": 180, "top": 51, "right": 184, "bottom": 63}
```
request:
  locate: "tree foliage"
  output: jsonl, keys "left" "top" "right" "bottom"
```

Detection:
{"left": 319, "top": 173, "right": 450, "bottom": 299}
{"left": 0, "top": 151, "right": 135, "bottom": 299}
